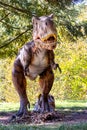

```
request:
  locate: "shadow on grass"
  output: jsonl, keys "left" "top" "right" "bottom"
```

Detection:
{"left": 0, "top": 106, "right": 87, "bottom": 117}
{"left": 1, "top": 108, "right": 87, "bottom": 130}
{"left": 0, "top": 110, "right": 17, "bottom": 116}
{"left": 1, "top": 101, "right": 87, "bottom": 130}
{"left": 1, "top": 105, "right": 87, "bottom": 117}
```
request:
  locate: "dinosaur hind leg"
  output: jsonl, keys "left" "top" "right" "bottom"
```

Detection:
{"left": 34, "top": 67, "right": 55, "bottom": 113}
{"left": 12, "top": 60, "right": 30, "bottom": 119}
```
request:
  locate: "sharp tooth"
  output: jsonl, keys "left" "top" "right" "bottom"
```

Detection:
{"left": 41, "top": 34, "right": 57, "bottom": 42}
{"left": 54, "top": 35, "right": 57, "bottom": 40}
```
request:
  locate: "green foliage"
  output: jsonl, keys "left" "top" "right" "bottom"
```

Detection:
{"left": 0, "top": 0, "right": 86, "bottom": 57}
{"left": 53, "top": 39, "right": 87, "bottom": 100}
{"left": 0, "top": 58, "right": 19, "bottom": 102}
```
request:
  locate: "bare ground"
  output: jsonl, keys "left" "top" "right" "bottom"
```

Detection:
{"left": 1, "top": 110, "right": 87, "bottom": 125}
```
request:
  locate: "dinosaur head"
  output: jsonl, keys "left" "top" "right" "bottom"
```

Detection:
{"left": 32, "top": 14, "right": 57, "bottom": 50}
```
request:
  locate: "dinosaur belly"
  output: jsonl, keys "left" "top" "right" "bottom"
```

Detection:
{"left": 27, "top": 50, "right": 49, "bottom": 80}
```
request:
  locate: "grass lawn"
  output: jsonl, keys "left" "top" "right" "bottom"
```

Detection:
{"left": 55, "top": 100, "right": 87, "bottom": 111}
{"left": 0, "top": 100, "right": 87, "bottom": 112}
{"left": 1, "top": 123, "right": 87, "bottom": 130}
{"left": 0, "top": 100, "right": 87, "bottom": 130}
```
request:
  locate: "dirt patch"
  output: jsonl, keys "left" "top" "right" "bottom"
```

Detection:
{"left": 0, "top": 110, "right": 87, "bottom": 125}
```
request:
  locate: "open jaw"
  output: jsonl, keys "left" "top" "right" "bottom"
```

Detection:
{"left": 41, "top": 34, "right": 57, "bottom": 43}
{"left": 36, "top": 34, "right": 57, "bottom": 50}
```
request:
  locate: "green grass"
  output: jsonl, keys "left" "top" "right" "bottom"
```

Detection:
{"left": 0, "top": 100, "right": 87, "bottom": 112}
{"left": 0, "top": 100, "right": 87, "bottom": 130}
{"left": 1, "top": 122, "right": 87, "bottom": 130}
{"left": 55, "top": 100, "right": 87, "bottom": 111}
{"left": 0, "top": 102, "right": 19, "bottom": 112}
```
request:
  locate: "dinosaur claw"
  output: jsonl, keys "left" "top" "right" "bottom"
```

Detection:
{"left": 34, "top": 94, "right": 55, "bottom": 113}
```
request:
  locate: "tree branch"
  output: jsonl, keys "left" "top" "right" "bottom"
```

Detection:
{"left": 0, "top": 13, "right": 20, "bottom": 29}
{"left": 0, "top": 1, "right": 32, "bottom": 15}
{"left": 0, "top": 20, "right": 20, "bottom": 29}
{"left": 0, "top": 13, "right": 10, "bottom": 22}
{"left": 0, "top": 28, "right": 31, "bottom": 49}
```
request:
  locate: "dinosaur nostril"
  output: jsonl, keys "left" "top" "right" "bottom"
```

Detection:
{"left": 45, "top": 29, "right": 47, "bottom": 33}
{"left": 52, "top": 45, "right": 56, "bottom": 48}
{"left": 45, "top": 22, "right": 47, "bottom": 25}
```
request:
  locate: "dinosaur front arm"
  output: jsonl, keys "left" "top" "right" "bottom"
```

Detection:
{"left": 18, "top": 42, "right": 33, "bottom": 75}
{"left": 48, "top": 50, "right": 62, "bottom": 73}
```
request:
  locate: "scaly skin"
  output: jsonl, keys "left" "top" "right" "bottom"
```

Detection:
{"left": 12, "top": 14, "right": 61, "bottom": 119}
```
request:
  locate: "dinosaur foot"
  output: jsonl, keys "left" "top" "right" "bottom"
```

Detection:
{"left": 9, "top": 101, "right": 30, "bottom": 122}
{"left": 34, "top": 94, "right": 55, "bottom": 113}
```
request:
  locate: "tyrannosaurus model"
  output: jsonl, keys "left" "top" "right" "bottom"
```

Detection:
{"left": 12, "top": 14, "right": 61, "bottom": 118}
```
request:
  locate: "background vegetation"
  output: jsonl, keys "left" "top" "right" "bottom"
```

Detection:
{"left": 0, "top": 0, "right": 87, "bottom": 104}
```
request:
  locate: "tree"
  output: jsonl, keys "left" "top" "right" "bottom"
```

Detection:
{"left": 0, "top": 0, "right": 86, "bottom": 57}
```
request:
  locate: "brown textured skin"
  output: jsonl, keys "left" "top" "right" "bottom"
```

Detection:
{"left": 12, "top": 14, "right": 61, "bottom": 117}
